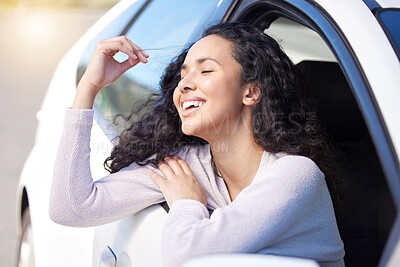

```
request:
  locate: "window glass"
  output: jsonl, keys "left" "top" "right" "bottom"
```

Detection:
{"left": 263, "top": 17, "right": 336, "bottom": 64}
{"left": 80, "top": 0, "right": 219, "bottom": 134}
{"left": 77, "top": 0, "right": 147, "bottom": 83}
{"left": 123, "top": 0, "right": 218, "bottom": 90}
{"left": 377, "top": 9, "right": 400, "bottom": 60}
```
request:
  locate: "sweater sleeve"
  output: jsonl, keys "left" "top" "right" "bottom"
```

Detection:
{"left": 49, "top": 108, "right": 164, "bottom": 227}
{"left": 162, "top": 156, "right": 344, "bottom": 266}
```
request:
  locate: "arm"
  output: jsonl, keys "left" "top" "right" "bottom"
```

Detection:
{"left": 49, "top": 108, "right": 164, "bottom": 227}
{"left": 49, "top": 36, "right": 156, "bottom": 227}
{"left": 159, "top": 156, "right": 344, "bottom": 266}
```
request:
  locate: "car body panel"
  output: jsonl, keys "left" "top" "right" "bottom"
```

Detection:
{"left": 182, "top": 254, "right": 319, "bottom": 267}
{"left": 93, "top": 204, "right": 167, "bottom": 267}
{"left": 317, "top": 0, "right": 400, "bottom": 165}
{"left": 376, "top": 0, "right": 400, "bottom": 8}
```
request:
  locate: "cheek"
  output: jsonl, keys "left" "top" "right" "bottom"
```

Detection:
{"left": 202, "top": 77, "right": 226, "bottom": 100}
{"left": 172, "top": 88, "right": 180, "bottom": 111}
{"left": 208, "top": 77, "right": 243, "bottom": 105}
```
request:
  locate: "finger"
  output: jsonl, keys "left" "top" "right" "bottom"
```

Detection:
{"left": 174, "top": 156, "right": 192, "bottom": 175}
{"left": 139, "top": 45, "right": 149, "bottom": 57}
{"left": 158, "top": 161, "right": 175, "bottom": 178}
{"left": 127, "top": 39, "right": 148, "bottom": 63}
{"left": 148, "top": 169, "right": 166, "bottom": 188}
{"left": 103, "top": 36, "right": 138, "bottom": 62}
{"left": 164, "top": 156, "right": 184, "bottom": 175}
{"left": 102, "top": 36, "right": 147, "bottom": 66}
{"left": 120, "top": 57, "right": 140, "bottom": 72}
{"left": 116, "top": 38, "right": 138, "bottom": 62}
{"left": 127, "top": 38, "right": 149, "bottom": 58}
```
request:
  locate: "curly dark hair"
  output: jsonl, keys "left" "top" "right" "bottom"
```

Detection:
{"left": 104, "top": 22, "right": 343, "bottom": 215}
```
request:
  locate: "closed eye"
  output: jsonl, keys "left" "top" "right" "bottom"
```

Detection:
{"left": 202, "top": 70, "right": 213, "bottom": 74}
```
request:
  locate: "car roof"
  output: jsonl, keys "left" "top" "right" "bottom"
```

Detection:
{"left": 376, "top": 0, "right": 400, "bottom": 8}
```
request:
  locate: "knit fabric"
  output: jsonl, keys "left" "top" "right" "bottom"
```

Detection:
{"left": 50, "top": 108, "right": 345, "bottom": 267}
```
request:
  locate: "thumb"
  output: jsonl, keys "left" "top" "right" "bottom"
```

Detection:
{"left": 120, "top": 57, "right": 139, "bottom": 73}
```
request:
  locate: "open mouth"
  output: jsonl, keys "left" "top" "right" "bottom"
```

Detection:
{"left": 181, "top": 100, "right": 206, "bottom": 116}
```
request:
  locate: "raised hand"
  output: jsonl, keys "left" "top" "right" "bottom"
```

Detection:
{"left": 149, "top": 156, "right": 207, "bottom": 209}
{"left": 72, "top": 36, "right": 149, "bottom": 109}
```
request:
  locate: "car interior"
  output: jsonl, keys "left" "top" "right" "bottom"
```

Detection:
{"left": 257, "top": 14, "right": 397, "bottom": 267}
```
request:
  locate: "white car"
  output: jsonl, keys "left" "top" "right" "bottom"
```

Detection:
{"left": 16, "top": 0, "right": 400, "bottom": 266}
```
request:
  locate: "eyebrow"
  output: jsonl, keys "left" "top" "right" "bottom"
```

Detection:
{"left": 181, "top": 57, "right": 222, "bottom": 70}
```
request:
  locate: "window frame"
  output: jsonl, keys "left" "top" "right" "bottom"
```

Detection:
{"left": 375, "top": 8, "right": 400, "bottom": 61}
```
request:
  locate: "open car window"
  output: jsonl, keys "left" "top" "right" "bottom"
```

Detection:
{"left": 255, "top": 12, "right": 397, "bottom": 267}
{"left": 263, "top": 17, "right": 335, "bottom": 64}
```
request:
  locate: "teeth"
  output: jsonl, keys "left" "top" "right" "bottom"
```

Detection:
{"left": 182, "top": 101, "right": 205, "bottom": 110}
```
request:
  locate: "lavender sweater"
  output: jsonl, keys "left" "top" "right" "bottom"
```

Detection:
{"left": 50, "top": 109, "right": 345, "bottom": 267}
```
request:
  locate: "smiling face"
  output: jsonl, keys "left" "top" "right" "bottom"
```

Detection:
{"left": 173, "top": 35, "right": 249, "bottom": 141}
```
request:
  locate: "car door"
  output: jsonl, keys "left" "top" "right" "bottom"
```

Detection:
{"left": 219, "top": 0, "right": 400, "bottom": 266}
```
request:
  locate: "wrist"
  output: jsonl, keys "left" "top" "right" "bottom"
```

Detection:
{"left": 72, "top": 80, "right": 99, "bottom": 109}
{"left": 76, "top": 78, "right": 101, "bottom": 96}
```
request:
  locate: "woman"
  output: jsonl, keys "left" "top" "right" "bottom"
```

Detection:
{"left": 50, "top": 22, "right": 345, "bottom": 266}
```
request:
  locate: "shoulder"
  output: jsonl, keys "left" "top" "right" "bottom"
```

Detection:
{"left": 235, "top": 154, "right": 332, "bottom": 217}
{"left": 246, "top": 154, "right": 330, "bottom": 210}
{"left": 120, "top": 144, "right": 210, "bottom": 172}
{"left": 175, "top": 144, "right": 211, "bottom": 162}
{"left": 259, "top": 153, "right": 325, "bottom": 186}
{"left": 276, "top": 154, "right": 323, "bottom": 175}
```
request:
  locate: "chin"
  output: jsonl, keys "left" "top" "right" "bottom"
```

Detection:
{"left": 181, "top": 124, "right": 197, "bottom": 136}
{"left": 181, "top": 122, "right": 204, "bottom": 139}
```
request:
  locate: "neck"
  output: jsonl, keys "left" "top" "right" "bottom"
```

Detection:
{"left": 207, "top": 113, "right": 264, "bottom": 201}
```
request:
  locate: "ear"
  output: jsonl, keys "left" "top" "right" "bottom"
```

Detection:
{"left": 242, "top": 83, "right": 261, "bottom": 106}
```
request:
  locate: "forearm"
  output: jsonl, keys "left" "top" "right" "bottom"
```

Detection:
{"left": 49, "top": 109, "right": 165, "bottom": 227}
{"left": 161, "top": 199, "right": 258, "bottom": 267}
{"left": 72, "top": 78, "right": 100, "bottom": 109}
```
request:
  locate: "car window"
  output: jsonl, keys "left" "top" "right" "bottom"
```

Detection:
{"left": 78, "top": 0, "right": 219, "bottom": 134}
{"left": 263, "top": 17, "right": 336, "bottom": 64}
{"left": 376, "top": 9, "right": 400, "bottom": 60}
{"left": 256, "top": 12, "right": 396, "bottom": 267}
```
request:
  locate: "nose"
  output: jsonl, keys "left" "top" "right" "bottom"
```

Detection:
{"left": 178, "top": 73, "right": 196, "bottom": 93}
